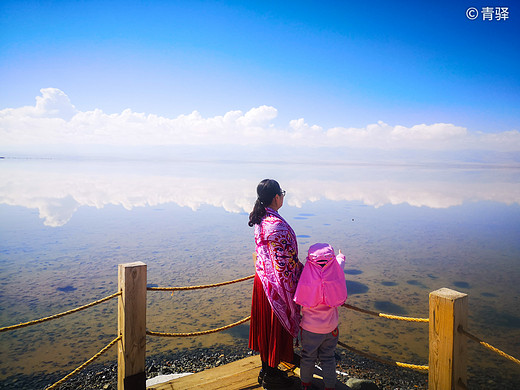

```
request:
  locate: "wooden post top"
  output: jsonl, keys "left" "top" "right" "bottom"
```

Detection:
{"left": 430, "top": 288, "right": 467, "bottom": 300}
{"left": 119, "top": 261, "right": 146, "bottom": 268}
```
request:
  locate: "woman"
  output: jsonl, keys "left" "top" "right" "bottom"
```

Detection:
{"left": 248, "top": 179, "right": 303, "bottom": 390}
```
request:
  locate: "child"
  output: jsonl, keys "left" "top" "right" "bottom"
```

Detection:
{"left": 294, "top": 243, "right": 348, "bottom": 390}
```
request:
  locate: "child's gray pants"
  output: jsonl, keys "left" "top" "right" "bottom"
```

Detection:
{"left": 300, "top": 327, "right": 338, "bottom": 388}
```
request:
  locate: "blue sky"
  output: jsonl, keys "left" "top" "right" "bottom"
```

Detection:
{"left": 0, "top": 0, "right": 519, "bottom": 155}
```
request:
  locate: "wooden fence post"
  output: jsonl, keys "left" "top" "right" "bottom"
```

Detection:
{"left": 429, "top": 288, "right": 468, "bottom": 390}
{"left": 118, "top": 262, "right": 147, "bottom": 390}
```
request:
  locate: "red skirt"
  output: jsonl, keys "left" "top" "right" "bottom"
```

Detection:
{"left": 249, "top": 273, "right": 294, "bottom": 367}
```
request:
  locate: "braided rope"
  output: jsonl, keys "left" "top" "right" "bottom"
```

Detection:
{"left": 0, "top": 291, "right": 121, "bottom": 333}
{"left": 342, "top": 303, "right": 429, "bottom": 323}
{"left": 147, "top": 315, "right": 251, "bottom": 337}
{"left": 379, "top": 313, "right": 429, "bottom": 323}
{"left": 459, "top": 326, "right": 520, "bottom": 366}
{"left": 45, "top": 335, "right": 121, "bottom": 390}
{"left": 147, "top": 274, "right": 254, "bottom": 291}
{"left": 395, "top": 361, "right": 429, "bottom": 371}
{"left": 337, "top": 341, "right": 428, "bottom": 372}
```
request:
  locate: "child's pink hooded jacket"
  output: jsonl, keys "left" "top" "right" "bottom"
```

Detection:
{"left": 294, "top": 243, "right": 347, "bottom": 334}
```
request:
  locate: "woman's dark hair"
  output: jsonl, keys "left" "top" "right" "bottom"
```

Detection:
{"left": 248, "top": 179, "right": 282, "bottom": 227}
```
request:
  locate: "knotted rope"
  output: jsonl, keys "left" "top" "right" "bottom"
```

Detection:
{"left": 147, "top": 315, "right": 251, "bottom": 337}
{"left": 147, "top": 274, "right": 254, "bottom": 291}
{"left": 458, "top": 326, "right": 520, "bottom": 366}
{"left": 337, "top": 341, "right": 429, "bottom": 372}
{"left": 45, "top": 335, "right": 121, "bottom": 390}
{"left": 0, "top": 291, "right": 121, "bottom": 333}
{"left": 342, "top": 303, "right": 429, "bottom": 323}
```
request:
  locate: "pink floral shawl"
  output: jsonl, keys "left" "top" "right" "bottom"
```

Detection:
{"left": 254, "top": 207, "right": 302, "bottom": 337}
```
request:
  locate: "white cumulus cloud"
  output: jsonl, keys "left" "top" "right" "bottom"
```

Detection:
{"left": 1, "top": 88, "right": 519, "bottom": 153}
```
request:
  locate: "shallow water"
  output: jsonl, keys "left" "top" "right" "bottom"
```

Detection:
{"left": 0, "top": 158, "right": 519, "bottom": 385}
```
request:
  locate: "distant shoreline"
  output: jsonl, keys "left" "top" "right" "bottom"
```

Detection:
{"left": 1, "top": 153, "right": 519, "bottom": 170}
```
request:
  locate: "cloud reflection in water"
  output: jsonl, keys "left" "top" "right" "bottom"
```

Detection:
{"left": 1, "top": 159, "right": 519, "bottom": 227}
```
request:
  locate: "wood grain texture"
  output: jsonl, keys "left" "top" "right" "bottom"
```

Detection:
{"left": 429, "top": 288, "right": 467, "bottom": 390}
{"left": 119, "top": 262, "right": 147, "bottom": 390}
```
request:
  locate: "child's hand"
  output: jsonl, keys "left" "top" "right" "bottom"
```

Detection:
{"left": 336, "top": 249, "right": 346, "bottom": 269}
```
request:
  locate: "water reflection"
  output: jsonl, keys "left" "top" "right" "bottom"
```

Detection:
{"left": 1, "top": 159, "right": 519, "bottom": 227}
{"left": 1, "top": 158, "right": 519, "bottom": 386}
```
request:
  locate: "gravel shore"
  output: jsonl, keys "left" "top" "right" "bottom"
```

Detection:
{"left": 1, "top": 343, "right": 518, "bottom": 390}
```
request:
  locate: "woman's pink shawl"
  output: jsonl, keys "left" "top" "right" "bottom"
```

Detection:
{"left": 294, "top": 243, "right": 347, "bottom": 308}
{"left": 255, "top": 207, "right": 303, "bottom": 337}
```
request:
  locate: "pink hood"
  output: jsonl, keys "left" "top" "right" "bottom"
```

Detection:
{"left": 294, "top": 243, "right": 347, "bottom": 308}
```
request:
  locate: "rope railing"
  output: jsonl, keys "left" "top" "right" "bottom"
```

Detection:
{"left": 146, "top": 275, "right": 254, "bottom": 339}
{"left": 337, "top": 340, "right": 429, "bottom": 372}
{"left": 342, "top": 303, "right": 429, "bottom": 323}
{"left": 147, "top": 315, "right": 251, "bottom": 338}
{"left": 0, "top": 267, "right": 257, "bottom": 390}
{"left": 1, "top": 274, "right": 253, "bottom": 389}
{"left": 5, "top": 266, "right": 519, "bottom": 390}
{"left": 0, "top": 292, "right": 122, "bottom": 389}
{"left": 45, "top": 335, "right": 122, "bottom": 390}
{"left": 340, "top": 303, "right": 429, "bottom": 373}
{"left": 146, "top": 274, "right": 254, "bottom": 291}
{"left": 0, "top": 291, "right": 121, "bottom": 333}
{"left": 341, "top": 301, "right": 520, "bottom": 375}
{"left": 458, "top": 325, "right": 520, "bottom": 366}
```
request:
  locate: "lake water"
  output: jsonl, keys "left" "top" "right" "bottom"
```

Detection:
{"left": 0, "top": 158, "right": 519, "bottom": 386}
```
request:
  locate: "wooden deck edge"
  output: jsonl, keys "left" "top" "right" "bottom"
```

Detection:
{"left": 147, "top": 355, "right": 262, "bottom": 390}
{"left": 147, "top": 354, "right": 350, "bottom": 390}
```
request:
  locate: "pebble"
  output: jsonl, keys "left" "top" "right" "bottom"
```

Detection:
{"left": 1, "top": 343, "right": 518, "bottom": 389}
{"left": 347, "top": 378, "right": 380, "bottom": 389}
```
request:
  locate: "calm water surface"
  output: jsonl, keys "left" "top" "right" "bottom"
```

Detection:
{"left": 0, "top": 158, "right": 519, "bottom": 385}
